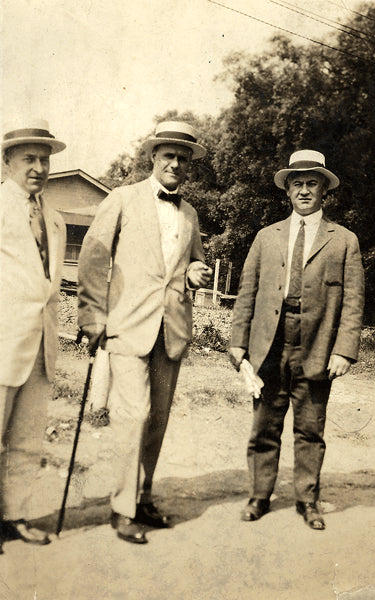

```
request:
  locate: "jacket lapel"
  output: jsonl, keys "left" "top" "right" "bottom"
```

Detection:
{"left": 133, "top": 179, "right": 165, "bottom": 276}
{"left": 42, "top": 201, "right": 60, "bottom": 282}
{"left": 275, "top": 216, "right": 291, "bottom": 264}
{"left": 306, "top": 216, "right": 335, "bottom": 265}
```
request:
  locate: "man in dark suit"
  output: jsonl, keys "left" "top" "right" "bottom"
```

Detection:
{"left": 229, "top": 150, "right": 364, "bottom": 530}
{"left": 78, "top": 121, "right": 212, "bottom": 544}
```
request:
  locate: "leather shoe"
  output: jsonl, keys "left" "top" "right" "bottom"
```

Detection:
{"left": 241, "top": 498, "right": 270, "bottom": 522}
{"left": 135, "top": 502, "right": 170, "bottom": 529}
{"left": 110, "top": 511, "right": 147, "bottom": 544}
{"left": 296, "top": 501, "right": 325, "bottom": 530}
{"left": 0, "top": 519, "right": 50, "bottom": 545}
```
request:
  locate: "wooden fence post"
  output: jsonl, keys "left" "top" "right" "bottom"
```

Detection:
{"left": 213, "top": 259, "right": 220, "bottom": 305}
{"left": 225, "top": 261, "right": 232, "bottom": 295}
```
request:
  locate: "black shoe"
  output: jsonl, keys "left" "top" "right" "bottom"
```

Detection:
{"left": 135, "top": 502, "right": 171, "bottom": 529}
{"left": 110, "top": 511, "right": 147, "bottom": 544}
{"left": 0, "top": 519, "right": 50, "bottom": 545}
{"left": 241, "top": 498, "right": 270, "bottom": 522}
{"left": 296, "top": 501, "right": 325, "bottom": 530}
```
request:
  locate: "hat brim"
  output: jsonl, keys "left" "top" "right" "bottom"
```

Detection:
{"left": 274, "top": 167, "right": 340, "bottom": 190}
{"left": 142, "top": 137, "right": 206, "bottom": 160}
{"left": 2, "top": 137, "right": 66, "bottom": 155}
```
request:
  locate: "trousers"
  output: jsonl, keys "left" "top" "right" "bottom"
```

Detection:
{"left": 109, "top": 325, "right": 181, "bottom": 518}
{"left": 248, "top": 310, "right": 331, "bottom": 502}
{"left": 0, "top": 343, "right": 50, "bottom": 520}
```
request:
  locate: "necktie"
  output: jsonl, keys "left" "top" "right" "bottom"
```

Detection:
{"left": 157, "top": 189, "right": 181, "bottom": 208}
{"left": 286, "top": 219, "right": 305, "bottom": 306}
{"left": 29, "top": 194, "right": 50, "bottom": 279}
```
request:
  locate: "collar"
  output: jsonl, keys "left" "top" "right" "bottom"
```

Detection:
{"left": 150, "top": 174, "right": 179, "bottom": 198}
{"left": 291, "top": 208, "right": 323, "bottom": 227}
{"left": 3, "top": 177, "right": 43, "bottom": 206}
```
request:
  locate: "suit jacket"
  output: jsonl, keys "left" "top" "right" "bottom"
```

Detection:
{"left": 231, "top": 214, "right": 365, "bottom": 380}
{"left": 78, "top": 178, "right": 205, "bottom": 361}
{"left": 0, "top": 179, "right": 67, "bottom": 387}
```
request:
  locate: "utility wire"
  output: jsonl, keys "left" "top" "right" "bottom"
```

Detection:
{"left": 325, "top": 0, "right": 375, "bottom": 23}
{"left": 207, "top": 0, "right": 375, "bottom": 66}
{"left": 269, "top": 0, "right": 375, "bottom": 42}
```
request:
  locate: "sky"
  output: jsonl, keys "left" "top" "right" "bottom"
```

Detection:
{"left": 1, "top": 0, "right": 373, "bottom": 178}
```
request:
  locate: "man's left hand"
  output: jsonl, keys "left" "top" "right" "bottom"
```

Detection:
{"left": 187, "top": 261, "right": 212, "bottom": 289}
{"left": 327, "top": 354, "right": 352, "bottom": 380}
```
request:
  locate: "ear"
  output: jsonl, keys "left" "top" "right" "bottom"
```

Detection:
{"left": 151, "top": 150, "right": 156, "bottom": 165}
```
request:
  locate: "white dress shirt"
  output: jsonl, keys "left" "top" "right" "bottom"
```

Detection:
{"left": 284, "top": 208, "right": 323, "bottom": 298}
{"left": 150, "top": 175, "right": 179, "bottom": 270}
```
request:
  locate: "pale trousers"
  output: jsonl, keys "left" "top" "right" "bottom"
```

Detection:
{"left": 0, "top": 344, "right": 50, "bottom": 520}
{"left": 109, "top": 326, "right": 181, "bottom": 518}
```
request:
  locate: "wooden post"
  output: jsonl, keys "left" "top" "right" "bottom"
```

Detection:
{"left": 225, "top": 261, "right": 232, "bottom": 295}
{"left": 213, "top": 259, "right": 220, "bottom": 305}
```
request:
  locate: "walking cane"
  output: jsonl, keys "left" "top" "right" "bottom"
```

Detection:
{"left": 56, "top": 329, "right": 104, "bottom": 536}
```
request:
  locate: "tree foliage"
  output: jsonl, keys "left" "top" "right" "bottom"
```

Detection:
{"left": 99, "top": 3, "right": 375, "bottom": 323}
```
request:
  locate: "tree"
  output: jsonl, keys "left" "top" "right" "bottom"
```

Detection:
{"left": 98, "top": 3, "right": 375, "bottom": 321}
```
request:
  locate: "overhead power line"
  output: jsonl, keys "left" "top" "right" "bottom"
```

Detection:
{"left": 206, "top": 0, "right": 375, "bottom": 66}
{"left": 268, "top": 0, "right": 375, "bottom": 43}
{"left": 325, "top": 0, "right": 375, "bottom": 24}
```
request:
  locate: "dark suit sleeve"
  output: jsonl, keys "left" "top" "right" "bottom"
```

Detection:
{"left": 78, "top": 189, "right": 122, "bottom": 328}
{"left": 331, "top": 232, "right": 364, "bottom": 361}
{"left": 231, "top": 233, "right": 262, "bottom": 349}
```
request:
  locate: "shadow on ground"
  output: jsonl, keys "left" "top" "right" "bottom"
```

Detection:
{"left": 31, "top": 467, "right": 375, "bottom": 536}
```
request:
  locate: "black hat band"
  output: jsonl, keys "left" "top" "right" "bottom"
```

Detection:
{"left": 4, "top": 128, "right": 55, "bottom": 141}
{"left": 288, "top": 160, "right": 324, "bottom": 170}
{"left": 155, "top": 130, "right": 197, "bottom": 143}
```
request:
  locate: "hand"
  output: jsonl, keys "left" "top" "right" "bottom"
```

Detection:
{"left": 327, "top": 354, "right": 352, "bottom": 380}
{"left": 228, "top": 346, "right": 246, "bottom": 371}
{"left": 80, "top": 324, "right": 106, "bottom": 356}
{"left": 187, "top": 261, "right": 212, "bottom": 289}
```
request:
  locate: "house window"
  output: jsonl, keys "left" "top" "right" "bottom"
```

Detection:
{"left": 65, "top": 224, "right": 89, "bottom": 263}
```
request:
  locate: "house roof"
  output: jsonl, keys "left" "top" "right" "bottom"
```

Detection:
{"left": 48, "top": 169, "right": 112, "bottom": 193}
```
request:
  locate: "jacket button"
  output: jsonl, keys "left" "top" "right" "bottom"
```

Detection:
{"left": 278, "top": 285, "right": 282, "bottom": 290}
{"left": 275, "top": 309, "right": 279, "bottom": 315}
{"left": 281, "top": 262, "right": 285, "bottom": 267}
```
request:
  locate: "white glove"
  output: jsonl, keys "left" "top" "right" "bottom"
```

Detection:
{"left": 240, "top": 359, "right": 264, "bottom": 399}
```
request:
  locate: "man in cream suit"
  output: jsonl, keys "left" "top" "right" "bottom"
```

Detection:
{"left": 0, "top": 120, "right": 66, "bottom": 550}
{"left": 229, "top": 150, "right": 364, "bottom": 530}
{"left": 78, "top": 121, "right": 212, "bottom": 544}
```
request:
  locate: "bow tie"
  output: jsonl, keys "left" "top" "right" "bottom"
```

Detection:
{"left": 157, "top": 189, "right": 181, "bottom": 207}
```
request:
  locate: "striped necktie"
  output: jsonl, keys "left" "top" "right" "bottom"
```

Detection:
{"left": 28, "top": 194, "right": 50, "bottom": 279}
{"left": 286, "top": 218, "right": 305, "bottom": 307}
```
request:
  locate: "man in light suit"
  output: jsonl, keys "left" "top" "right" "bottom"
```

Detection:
{"left": 0, "top": 119, "right": 66, "bottom": 549}
{"left": 229, "top": 150, "right": 364, "bottom": 530}
{"left": 78, "top": 121, "right": 212, "bottom": 544}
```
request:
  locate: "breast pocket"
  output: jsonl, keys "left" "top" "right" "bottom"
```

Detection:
{"left": 324, "top": 259, "right": 344, "bottom": 286}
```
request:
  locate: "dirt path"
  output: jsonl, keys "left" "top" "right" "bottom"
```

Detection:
{"left": 1, "top": 352, "right": 374, "bottom": 600}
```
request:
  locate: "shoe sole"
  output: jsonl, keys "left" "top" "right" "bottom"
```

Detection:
{"left": 116, "top": 531, "right": 148, "bottom": 544}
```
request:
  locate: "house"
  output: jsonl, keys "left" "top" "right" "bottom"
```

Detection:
{"left": 43, "top": 170, "right": 111, "bottom": 290}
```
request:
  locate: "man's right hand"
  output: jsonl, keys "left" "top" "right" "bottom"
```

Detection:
{"left": 228, "top": 346, "right": 246, "bottom": 371}
{"left": 80, "top": 324, "right": 106, "bottom": 355}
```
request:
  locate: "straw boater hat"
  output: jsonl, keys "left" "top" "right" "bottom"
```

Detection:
{"left": 143, "top": 121, "right": 206, "bottom": 160}
{"left": 1, "top": 118, "right": 66, "bottom": 154}
{"left": 274, "top": 150, "right": 340, "bottom": 190}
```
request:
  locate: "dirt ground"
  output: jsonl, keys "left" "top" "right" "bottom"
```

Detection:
{"left": 1, "top": 347, "right": 375, "bottom": 600}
